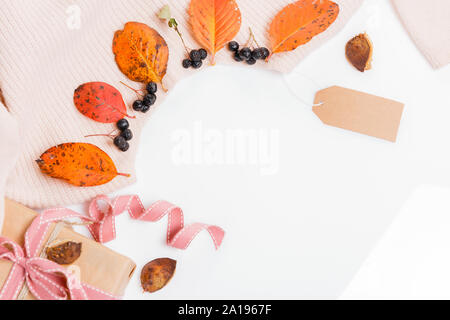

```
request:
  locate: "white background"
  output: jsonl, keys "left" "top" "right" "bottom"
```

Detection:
{"left": 68, "top": 0, "right": 450, "bottom": 299}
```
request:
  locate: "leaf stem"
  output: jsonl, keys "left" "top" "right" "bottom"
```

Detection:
{"left": 160, "top": 80, "right": 168, "bottom": 93}
{"left": 85, "top": 134, "right": 115, "bottom": 140}
{"left": 85, "top": 129, "right": 118, "bottom": 140}
{"left": 120, "top": 81, "right": 145, "bottom": 97}
{"left": 244, "top": 32, "right": 253, "bottom": 48}
{"left": 249, "top": 27, "right": 261, "bottom": 48}
{"left": 117, "top": 172, "right": 131, "bottom": 178}
{"left": 173, "top": 25, "right": 191, "bottom": 56}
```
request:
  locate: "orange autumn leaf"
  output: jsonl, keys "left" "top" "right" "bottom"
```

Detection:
{"left": 36, "top": 143, "right": 130, "bottom": 187}
{"left": 189, "top": 0, "right": 242, "bottom": 64}
{"left": 269, "top": 0, "right": 339, "bottom": 57}
{"left": 113, "top": 22, "right": 169, "bottom": 90}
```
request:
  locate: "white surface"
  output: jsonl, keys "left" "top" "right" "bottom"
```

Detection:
{"left": 64, "top": 0, "right": 450, "bottom": 299}
{"left": 341, "top": 185, "right": 450, "bottom": 300}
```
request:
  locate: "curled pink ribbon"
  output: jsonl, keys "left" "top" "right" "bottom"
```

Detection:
{"left": 86, "top": 195, "right": 225, "bottom": 249}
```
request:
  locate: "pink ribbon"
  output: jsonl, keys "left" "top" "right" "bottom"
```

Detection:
{"left": 0, "top": 195, "right": 224, "bottom": 300}
{"left": 0, "top": 209, "right": 118, "bottom": 300}
{"left": 86, "top": 195, "right": 225, "bottom": 249}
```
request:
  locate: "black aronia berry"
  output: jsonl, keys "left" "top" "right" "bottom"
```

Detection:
{"left": 114, "top": 118, "right": 133, "bottom": 152}
{"left": 120, "top": 129, "right": 133, "bottom": 141}
{"left": 84, "top": 117, "right": 134, "bottom": 153}
{"left": 86, "top": 80, "right": 163, "bottom": 152}
{"left": 116, "top": 119, "right": 129, "bottom": 131}
{"left": 183, "top": 48, "right": 208, "bottom": 69}
{"left": 121, "top": 81, "right": 159, "bottom": 114}
{"left": 146, "top": 82, "right": 158, "bottom": 94}
{"left": 228, "top": 28, "right": 270, "bottom": 66}
{"left": 228, "top": 41, "right": 239, "bottom": 52}
{"left": 114, "top": 135, "right": 129, "bottom": 152}
{"left": 133, "top": 100, "right": 144, "bottom": 112}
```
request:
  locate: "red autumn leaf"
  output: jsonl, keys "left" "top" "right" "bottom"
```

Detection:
{"left": 74, "top": 82, "right": 134, "bottom": 123}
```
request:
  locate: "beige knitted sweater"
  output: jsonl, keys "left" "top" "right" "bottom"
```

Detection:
{"left": 392, "top": 0, "right": 450, "bottom": 69}
{"left": 0, "top": 0, "right": 363, "bottom": 208}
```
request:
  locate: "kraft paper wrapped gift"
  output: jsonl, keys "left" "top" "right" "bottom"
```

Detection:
{"left": 0, "top": 199, "right": 136, "bottom": 300}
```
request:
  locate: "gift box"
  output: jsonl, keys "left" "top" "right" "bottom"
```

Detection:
{"left": 0, "top": 198, "right": 136, "bottom": 300}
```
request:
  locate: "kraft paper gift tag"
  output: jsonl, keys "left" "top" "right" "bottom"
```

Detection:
{"left": 0, "top": 199, "right": 136, "bottom": 300}
{"left": 313, "top": 86, "right": 405, "bottom": 142}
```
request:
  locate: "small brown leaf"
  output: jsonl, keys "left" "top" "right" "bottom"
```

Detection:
{"left": 345, "top": 33, "right": 373, "bottom": 72}
{"left": 141, "top": 258, "right": 177, "bottom": 293}
{"left": 46, "top": 241, "right": 82, "bottom": 265}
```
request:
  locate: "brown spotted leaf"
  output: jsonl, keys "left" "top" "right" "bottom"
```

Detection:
{"left": 46, "top": 241, "right": 82, "bottom": 265}
{"left": 189, "top": 0, "right": 242, "bottom": 64}
{"left": 141, "top": 258, "right": 177, "bottom": 293}
{"left": 113, "top": 22, "right": 169, "bottom": 89}
{"left": 74, "top": 82, "right": 133, "bottom": 123}
{"left": 36, "top": 143, "right": 130, "bottom": 187}
{"left": 269, "top": 0, "right": 339, "bottom": 57}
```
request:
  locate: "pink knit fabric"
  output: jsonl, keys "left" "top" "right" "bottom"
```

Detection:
{"left": 0, "top": 104, "right": 20, "bottom": 232}
{"left": 0, "top": 0, "right": 363, "bottom": 209}
{"left": 391, "top": 0, "right": 450, "bottom": 69}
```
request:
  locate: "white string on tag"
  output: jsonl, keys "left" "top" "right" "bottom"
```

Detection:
{"left": 282, "top": 72, "right": 324, "bottom": 109}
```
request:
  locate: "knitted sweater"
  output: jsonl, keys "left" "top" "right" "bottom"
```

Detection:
{"left": 391, "top": 0, "right": 450, "bottom": 69}
{"left": 0, "top": 104, "right": 20, "bottom": 232}
{"left": 0, "top": 0, "right": 363, "bottom": 208}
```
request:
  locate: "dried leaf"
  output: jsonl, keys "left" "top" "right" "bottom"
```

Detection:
{"left": 141, "top": 258, "right": 177, "bottom": 293}
{"left": 189, "top": 0, "right": 242, "bottom": 64}
{"left": 346, "top": 33, "right": 373, "bottom": 72}
{"left": 74, "top": 82, "right": 133, "bottom": 123}
{"left": 36, "top": 143, "right": 130, "bottom": 187}
{"left": 0, "top": 88, "right": 6, "bottom": 109}
{"left": 46, "top": 241, "right": 82, "bottom": 265}
{"left": 113, "top": 22, "right": 169, "bottom": 89}
{"left": 158, "top": 5, "right": 172, "bottom": 20}
{"left": 268, "top": 0, "right": 339, "bottom": 57}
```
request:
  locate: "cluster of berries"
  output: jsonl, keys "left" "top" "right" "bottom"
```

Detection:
{"left": 132, "top": 82, "right": 158, "bottom": 113}
{"left": 182, "top": 48, "right": 208, "bottom": 69}
{"left": 113, "top": 119, "right": 133, "bottom": 152}
{"left": 228, "top": 41, "right": 270, "bottom": 65}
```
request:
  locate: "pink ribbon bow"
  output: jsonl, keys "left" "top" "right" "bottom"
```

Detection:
{"left": 0, "top": 208, "right": 117, "bottom": 300}
{"left": 0, "top": 239, "right": 87, "bottom": 300}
